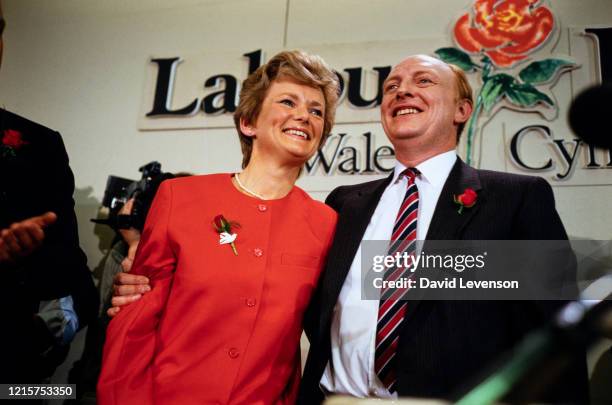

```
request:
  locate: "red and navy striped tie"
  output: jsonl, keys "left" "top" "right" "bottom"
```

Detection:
{"left": 374, "top": 167, "right": 419, "bottom": 393}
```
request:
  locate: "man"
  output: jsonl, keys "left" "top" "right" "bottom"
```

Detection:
{"left": 111, "top": 55, "right": 588, "bottom": 402}
{"left": 298, "top": 55, "right": 588, "bottom": 403}
{"left": 0, "top": 0, "right": 97, "bottom": 382}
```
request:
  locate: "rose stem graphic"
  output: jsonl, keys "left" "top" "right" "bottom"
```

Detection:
{"left": 465, "top": 57, "right": 491, "bottom": 166}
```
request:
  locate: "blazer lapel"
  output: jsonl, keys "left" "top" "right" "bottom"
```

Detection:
{"left": 425, "top": 158, "right": 482, "bottom": 241}
{"left": 320, "top": 174, "right": 394, "bottom": 326}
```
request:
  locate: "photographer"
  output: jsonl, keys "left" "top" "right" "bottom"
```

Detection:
{"left": 89, "top": 163, "right": 183, "bottom": 316}
{"left": 104, "top": 198, "right": 152, "bottom": 316}
{"left": 98, "top": 198, "right": 145, "bottom": 318}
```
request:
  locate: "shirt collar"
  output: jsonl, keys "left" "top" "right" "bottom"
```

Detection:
{"left": 392, "top": 150, "right": 457, "bottom": 187}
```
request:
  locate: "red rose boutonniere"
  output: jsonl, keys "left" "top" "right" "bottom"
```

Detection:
{"left": 453, "top": 188, "right": 477, "bottom": 214}
{"left": 212, "top": 214, "right": 240, "bottom": 256}
{"left": 1, "top": 129, "right": 29, "bottom": 159}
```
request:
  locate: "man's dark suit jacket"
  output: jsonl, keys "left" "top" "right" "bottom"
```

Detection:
{"left": 0, "top": 109, "right": 97, "bottom": 382}
{"left": 300, "top": 158, "right": 589, "bottom": 404}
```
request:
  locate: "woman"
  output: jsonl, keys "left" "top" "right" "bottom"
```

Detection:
{"left": 97, "top": 50, "right": 339, "bottom": 405}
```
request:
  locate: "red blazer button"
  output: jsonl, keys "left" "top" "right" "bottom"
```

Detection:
{"left": 228, "top": 348, "right": 240, "bottom": 359}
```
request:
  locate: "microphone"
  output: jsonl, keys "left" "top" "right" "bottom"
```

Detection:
{"left": 568, "top": 83, "right": 612, "bottom": 149}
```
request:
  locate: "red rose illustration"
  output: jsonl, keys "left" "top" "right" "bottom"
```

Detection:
{"left": 454, "top": 0, "right": 554, "bottom": 67}
{"left": 2, "top": 129, "right": 29, "bottom": 149}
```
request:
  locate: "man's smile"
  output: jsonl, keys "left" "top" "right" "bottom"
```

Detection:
{"left": 394, "top": 107, "right": 422, "bottom": 117}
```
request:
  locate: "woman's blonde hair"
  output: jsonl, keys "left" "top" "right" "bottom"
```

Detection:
{"left": 233, "top": 50, "right": 340, "bottom": 168}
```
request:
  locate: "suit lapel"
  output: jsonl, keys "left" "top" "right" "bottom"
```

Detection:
{"left": 320, "top": 174, "right": 394, "bottom": 326}
{"left": 425, "top": 158, "right": 482, "bottom": 241}
{"left": 319, "top": 160, "right": 484, "bottom": 332}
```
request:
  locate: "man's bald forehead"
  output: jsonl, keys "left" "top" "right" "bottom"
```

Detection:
{"left": 393, "top": 54, "right": 452, "bottom": 72}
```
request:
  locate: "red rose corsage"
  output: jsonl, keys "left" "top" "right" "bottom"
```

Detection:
{"left": 212, "top": 214, "right": 240, "bottom": 255}
{"left": 453, "top": 188, "right": 477, "bottom": 214}
{"left": 1, "top": 129, "right": 29, "bottom": 159}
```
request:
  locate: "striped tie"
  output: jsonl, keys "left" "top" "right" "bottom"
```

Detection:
{"left": 374, "top": 168, "right": 419, "bottom": 393}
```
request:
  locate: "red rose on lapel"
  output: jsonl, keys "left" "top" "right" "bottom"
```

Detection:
{"left": 457, "top": 188, "right": 477, "bottom": 206}
{"left": 2, "top": 129, "right": 28, "bottom": 149}
{"left": 454, "top": 188, "right": 478, "bottom": 214}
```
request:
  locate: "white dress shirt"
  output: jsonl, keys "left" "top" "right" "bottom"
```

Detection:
{"left": 320, "top": 150, "right": 457, "bottom": 398}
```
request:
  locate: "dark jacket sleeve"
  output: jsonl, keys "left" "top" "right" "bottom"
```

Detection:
{"left": 512, "top": 176, "right": 568, "bottom": 240}
{"left": 38, "top": 131, "right": 98, "bottom": 329}
{"left": 507, "top": 176, "right": 589, "bottom": 404}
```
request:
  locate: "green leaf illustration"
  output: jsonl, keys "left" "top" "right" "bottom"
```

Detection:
{"left": 506, "top": 82, "right": 554, "bottom": 107}
{"left": 481, "top": 74, "right": 514, "bottom": 112}
{"left": 479, "top": 73, "right": 554, "bottom": 111}
{"left": 519, "top": 59, "right": 577, "bottom": 85}
{"left": 434, "top": 48, "right": 477, "bottom": 72}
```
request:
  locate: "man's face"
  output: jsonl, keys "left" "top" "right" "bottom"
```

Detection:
{"left": 381, "top": 55, "right": 470, "bottom": 153}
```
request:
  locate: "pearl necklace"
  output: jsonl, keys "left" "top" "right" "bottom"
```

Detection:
{"left": 234, "top": 173, "right": 266, "bottom": 200}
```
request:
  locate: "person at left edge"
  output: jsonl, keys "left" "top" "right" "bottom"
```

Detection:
{"left": 0, "top": 0, "right": 98, "bottom": 383}
{"left": 97, "top": 50, "right": 340, "bottom": 405}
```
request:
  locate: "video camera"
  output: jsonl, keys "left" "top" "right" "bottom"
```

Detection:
{"left": 92, "top": 161, "right": 174, "bottom": 231}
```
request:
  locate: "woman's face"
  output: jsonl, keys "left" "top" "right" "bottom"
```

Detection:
{"left": 245, "top": 78, "right": 326, "bottom": 166}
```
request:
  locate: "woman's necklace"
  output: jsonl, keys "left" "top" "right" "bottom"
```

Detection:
{"left": 234, "top": 173, "right": 266, "bottom": 200}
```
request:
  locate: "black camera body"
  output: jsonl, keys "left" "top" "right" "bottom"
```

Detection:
{"left": 93, "top": 161, "right": 173, "bottom": 231}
